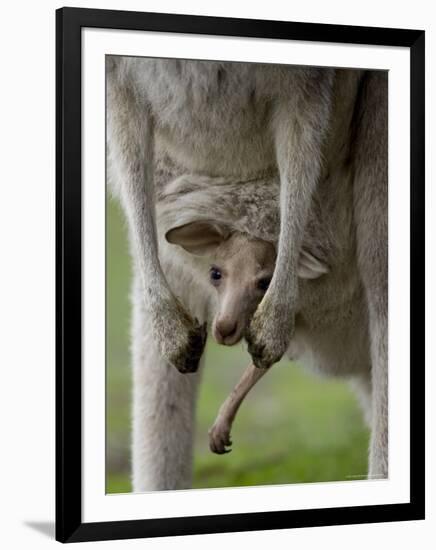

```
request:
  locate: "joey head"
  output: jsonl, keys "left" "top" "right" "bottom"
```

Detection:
{"left": 166, "top": 221, "right": 277, "bottom": 347}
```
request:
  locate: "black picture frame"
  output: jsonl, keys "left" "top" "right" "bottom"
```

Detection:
{"left": 56, "top": 6, "right": 425, "bottom": 543}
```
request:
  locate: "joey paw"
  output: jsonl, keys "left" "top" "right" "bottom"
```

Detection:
{"left": 208, "top": 421, "right": 233, "bottom": 454}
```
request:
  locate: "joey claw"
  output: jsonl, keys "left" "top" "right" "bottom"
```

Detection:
{"left": 208, "top": 422, "right": 233, "bottom": 455}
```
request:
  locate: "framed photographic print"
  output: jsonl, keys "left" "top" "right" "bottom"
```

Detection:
{"left": 56, "top": 6, "right": 425, "bottom": 543}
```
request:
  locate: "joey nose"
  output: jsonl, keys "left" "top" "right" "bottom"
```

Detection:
{"left": 214, "top": 319, "right": 240, "bottom": 345}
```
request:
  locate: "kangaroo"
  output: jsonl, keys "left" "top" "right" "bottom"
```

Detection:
{"left": 107, "top": 58, "right": 387, "bottom": 489}
{"left": 107, "top": 58, "right": 341, "bottom": 373}
{"left": 165, "top": 220, "right": 329, "bottom": 454}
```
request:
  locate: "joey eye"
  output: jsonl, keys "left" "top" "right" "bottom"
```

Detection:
{"left": 257, "top": 277, "right": 271, "bottom": 292}
{"left": 210, "top": 267, "right": 222, "bottom": 283}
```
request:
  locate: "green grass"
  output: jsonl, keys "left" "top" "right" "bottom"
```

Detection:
{"left": 106, "top": 199, "right": 369, "bottom": 493}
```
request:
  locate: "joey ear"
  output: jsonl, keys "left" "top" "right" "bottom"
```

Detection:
{"left": 298, "top": 249, "right": 329, "bottom": 280}
{"left": 165, "top": 221, "right": 230, "bottom": 256}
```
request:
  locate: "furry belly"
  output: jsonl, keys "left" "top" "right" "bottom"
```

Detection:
{"left": 287, "top": 293, "right": 371, "bottom": 378}
{"left": 155, "top": 124, "right": 276, "bottom": 179}
{"left": 142, "top": 60, "right": 277, "bottom": 177}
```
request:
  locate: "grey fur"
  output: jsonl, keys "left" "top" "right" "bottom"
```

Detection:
{"left": 107, "top": 58, "right": 388, "bottom": 490}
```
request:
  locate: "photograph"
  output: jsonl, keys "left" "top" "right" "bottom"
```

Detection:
{"left": 0, "top": 0, "right": 432, "bottom": 548}
{"left": 55, "top": 7, "right": 425, "bottom": 542}
{"left": 106, "top": 57, "right": 387, "bottom": 494}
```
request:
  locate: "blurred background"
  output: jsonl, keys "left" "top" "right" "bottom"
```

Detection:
{"left": 107, "top": 198, "right": 369, "bottom": 493}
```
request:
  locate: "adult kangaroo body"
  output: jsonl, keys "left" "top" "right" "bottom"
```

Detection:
{"left": 107, "top": 58, "right": 387, "bottom": 490}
